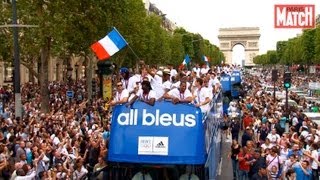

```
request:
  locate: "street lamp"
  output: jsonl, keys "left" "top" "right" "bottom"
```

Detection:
{"left": 75, "top": 63, "right": 79, "bottom": 81}
{"left": 0, "top": 0, "right": 39, "bottom": 118}
{"left": 66, "top": 64, "right": 73, "bottom": 107}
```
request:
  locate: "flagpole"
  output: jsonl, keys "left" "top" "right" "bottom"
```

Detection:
{"left": 112, "top": 27, "right": 140, "bottom": 60}
{"left": 127, "top": 44, "right": 140, "bottom": 60}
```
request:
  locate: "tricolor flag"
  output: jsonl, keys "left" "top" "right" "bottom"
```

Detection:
{"left": 202, "top": 55, "right": 210, "bottom": 67}
{"left": 179, "top": 55, "right": 191, "bottom": 69}
{"left": 91, "top": 27, "right": 128, "bottom": 60}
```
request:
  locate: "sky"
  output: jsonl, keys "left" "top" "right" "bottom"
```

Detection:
{"left": 149, "top": 0, "right": 319, "bottom": 58}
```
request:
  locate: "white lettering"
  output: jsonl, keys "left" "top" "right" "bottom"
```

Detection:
{"left": 129, "top": 109, "right": 134, "bottom": 125}
{"left": 185, "top": 114, "right": 196, "bottom": 127}
{"left": 118, "top": 109, "right": 196, "bottom": 127}
{"left": 172, "top": 114, "right": 184, "bottom": 126}
{"left": 117, "top": 112, "right": 129, "bottom": 125}
{"left": 298, "top": 12, "right": 305, "bottom": 26}
{"left": 276, "top": 7, "right": 287, "bottom": 26}
{"left": 291, "top": 12, "right": 299, "bottom": 26}
{"left": 286, "top": 12, "right": 293, "bottom": 26}
{"left": 305, "top": 7, "right": 313, "bottom": 26}
{"left": 276, "top": 6, "right": 314, "bottom": 27}
{"left": 159, "top": 113, "right": 172, "bottom": 126}
{"left": 142, "top": 109, "right": 155, "bottom": 126}
{"left": 221, "top": 77, "right": 230, "bottom": 81}
{"left": 134, "top": 108, "right": 138, "bottom": 125}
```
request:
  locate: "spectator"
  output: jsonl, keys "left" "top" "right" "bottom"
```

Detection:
{"left": 285, "top": 168, "right": 296, "bottom": 180}
{"left": 228, "top": 139, "right": 241, "bottom": 180}
{"left": 251, "top": 166, "right": 267, "bottom": 180}
{"left": 238, "top": 146, "right": 251, "bottom": 180}
{"left": 293, "top": 160, "right": 312, "bottom": 180}
{"left": 248, "top": 149, "right": 266, "bottom": 178}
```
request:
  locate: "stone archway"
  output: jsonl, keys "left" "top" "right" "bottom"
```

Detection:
{"left": 218, "top": 27, "right": 260, "bottom": 66}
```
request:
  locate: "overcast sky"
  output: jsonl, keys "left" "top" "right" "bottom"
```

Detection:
{"left": 149, "top": 0, "right": 319, "bottom": 56}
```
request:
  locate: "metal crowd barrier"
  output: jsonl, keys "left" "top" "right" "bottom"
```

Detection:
{"left": 204, "top": 91, "right": 223, "bottom": 180}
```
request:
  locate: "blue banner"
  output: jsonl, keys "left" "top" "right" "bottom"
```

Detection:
{"left": 231, "top": 71, "right": 241, "bottom": 84}
{"left": 220, "top": 74, "right": 231, "bottom": 92}
{"left": 231, "top": 71, "right": 241, "bottom": 98}
{"left": 108, "top": 101, "right": 205, "bottom": 164}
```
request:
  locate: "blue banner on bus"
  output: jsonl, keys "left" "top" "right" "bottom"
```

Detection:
{"left": 108, "top": 101, "right": 205, "bottom": 164}
{"left": 220, "top": 74, "right": 231, "bottom": 92}
{"left": 231, "top": 71, "right": 241, "bottom": 84}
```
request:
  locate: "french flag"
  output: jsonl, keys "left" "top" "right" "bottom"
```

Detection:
{"left": 91, "top": 27, "right": 128, "bottom": 60}
{"left": 179, "top": 55, "right": 190, "bottom": 69}
{"left": 202, "top": 55, "right": 210, "bottom": 67}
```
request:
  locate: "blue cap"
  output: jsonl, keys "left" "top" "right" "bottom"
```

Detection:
{"left": 120, "top": 67, "right": 129, "bottom": 74}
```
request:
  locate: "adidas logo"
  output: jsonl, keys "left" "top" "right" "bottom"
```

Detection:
{"left": 155, "top": 141, "right": 165, "bottom": 148}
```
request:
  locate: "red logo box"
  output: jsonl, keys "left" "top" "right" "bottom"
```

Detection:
{"left": 274, "top": 4, "right": 315, "bottom": 28}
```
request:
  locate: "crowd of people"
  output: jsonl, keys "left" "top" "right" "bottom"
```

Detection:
{"left": 0, "top": 79, "right": 110, "bottom": 179}
{"left": 226, "top": 69, "right": 320, "bottom": 180}
{"left": 0, "top": 61, "right": 319, "bottom": 180}
{"left": 0, "top": 61, "right": 241, "bottom": 179}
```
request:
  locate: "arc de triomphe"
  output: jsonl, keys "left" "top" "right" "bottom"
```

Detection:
{"left": 218, "top": 27, "right": 260, "bottom": 66}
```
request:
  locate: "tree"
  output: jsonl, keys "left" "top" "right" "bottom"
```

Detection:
{"left": 301, "top": 29, "right": 315, "bottom": 65}
{"left": 169, "top": 33, "right": 184, "bottom": 66}
{"left": 315, "top": 25, "right": 320, "bottom": 64}
{"left": 1, "top": 0, "right": 225, "bottom": 113}
{"left": 266, "top": 50, "right": 278, "bottom": 64}
{"left": 276, "top": 41, "right": 288, "bottom": 64}
{"left": 0, "top": 2, "right": 14, "bottom": 64}
{"left": 192, "top": 34, "right": 204, "bottom": 64}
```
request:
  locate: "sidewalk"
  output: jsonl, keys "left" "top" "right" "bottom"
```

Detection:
{"left": 217, "top": 135, "right": 233, "bottom": 180}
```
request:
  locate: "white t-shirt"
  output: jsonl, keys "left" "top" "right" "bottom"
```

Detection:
{"left": 153, "top": 74, "right": 162, "bottom": 85}
{"left": 149, "top": 76, "right": 164, "bottom": 100}
{"left": 266, "top": 133, "right": 280, "bottom": 145}
{"left": 115, "top": 89, "right": 129, "bottom": 102}
{"left": 192, "top": 67, "right": 201, "bottom": 77}
{"left": 170, "top": 69, "right": 178, "bottom": 82}
{"left": 200, "top": 67, "right": 209, "bottom": 75}
{"left": 137, "top": 90, "right": 157, "bottom": 101}
{"left": 261, "top": 143, "right": 274, "bottom": 150}
{"left": 172, "top": 81, "right": 191, "bottom": 90}
{"left": 167, "top": 88, "right": 192, "bottom": 100}
{"left": 163, "top": 80, "right": 172, "bottom": 91}
{"left": 193, "top": 87, "right": 211, "bottom": 113}
{"left": 127, "top": 74, "right": 141, "bottom": 92}
{"left": 266, "top": 154, "right": 282, "bottom": 171}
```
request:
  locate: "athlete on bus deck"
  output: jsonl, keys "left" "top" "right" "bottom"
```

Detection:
{"left": 127, "top": 80, "right": 156, "bottom": 106}
{"left": 163, "top": 81, "right": 192, "bottom": 104}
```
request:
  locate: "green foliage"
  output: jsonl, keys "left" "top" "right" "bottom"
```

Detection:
{"left": 0, "top": 0, "right": 223, "bottom": 69}
{"left": 258, "top": 26, "right": 320, "bottom": 65}
{"left": 253, "top": 54, "right": 268, "bottom": 65}
{"left": 169, "top": 33, "right": 184, "bottom": 66}
{"left": 0, "top": 2, "right": 13, "bottom": 61}
{"left": 315, "top": 25, "right": 320, "bottom": 64}
{"left": 276, "top": 41, "right": 287, "bottom": 65}
{"left": 266, "top": 50, "right": 278, "bottom": 64}
{"left": 282, "top": 37, "right": 303, "bottom": 65}
{"left": 301, "top": 29, "right": 315, "bottom": 64}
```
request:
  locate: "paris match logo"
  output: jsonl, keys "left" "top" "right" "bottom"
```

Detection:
{"left": 274, "top": 4, "right": 315, "bottom": 28}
